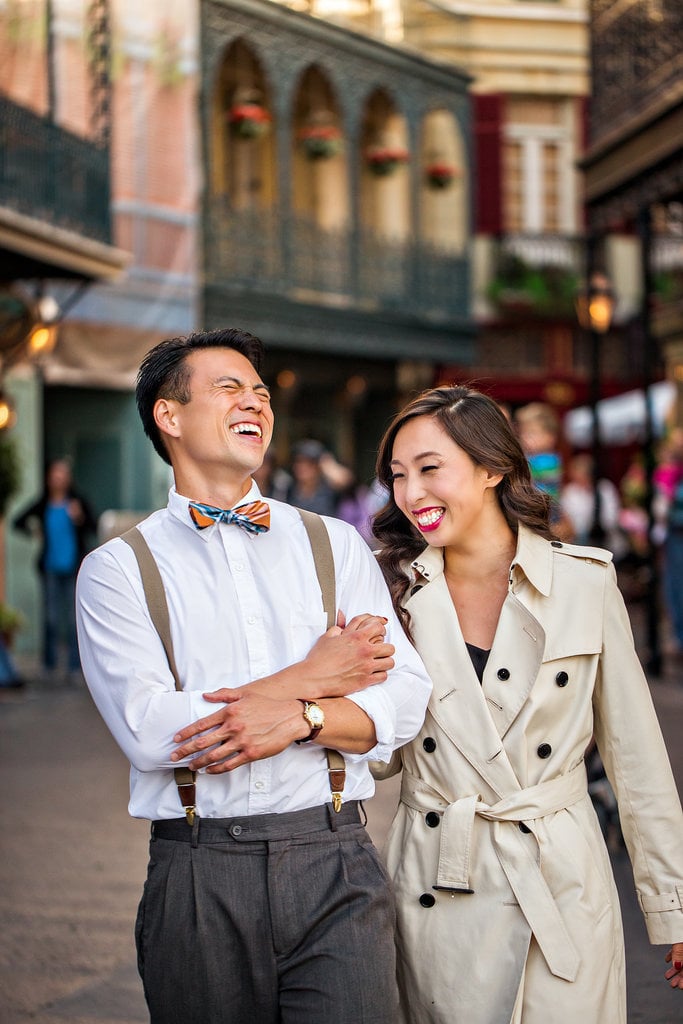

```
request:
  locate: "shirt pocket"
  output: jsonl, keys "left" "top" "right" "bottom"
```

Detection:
{"left": 288, "top": 609, "right": 329, "bottom": 661}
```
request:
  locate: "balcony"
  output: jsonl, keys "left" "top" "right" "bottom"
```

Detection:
{"left": 0, "top": 94, "right": 111, "bottom": 244}
{"left": 486, "top": 234, "right": 584, "bottom": 320}
{"left": 205, "top": 200, "right": 469, "bottom": 321}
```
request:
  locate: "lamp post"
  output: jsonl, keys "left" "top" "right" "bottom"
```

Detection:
{"left": 575, "top": 269, "right": 615, "bottom": 545}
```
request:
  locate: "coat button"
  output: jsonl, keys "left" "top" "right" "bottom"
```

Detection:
{"left": 425, "top": 812, "right": 440, "bottom": 828}
{"left": 419, "top": 893, "right": 436, "bottom": 908}
{"left": 551, "top": 540, "right": 563, "bottom": 548}
{"left": 410, "top": 584, "right": 423, "bottom": 596}
{"left": 518, "top": 822, "right": 531, "bottom": 833}
{"left": 497, "top": 668, "right": 510, "bottom": 681}
{"left": 423, "top": 737, "right": 437, "bottom": 753}
{"left": 555, "top": 671, "right": 569, "bottom": 687}
{"left": 537, "top": 743, "right": 552, "bottom": 759}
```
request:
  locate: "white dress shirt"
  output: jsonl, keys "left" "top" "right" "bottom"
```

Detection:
{"left": 76, "top": 484, "right": 432, "bottom": 820}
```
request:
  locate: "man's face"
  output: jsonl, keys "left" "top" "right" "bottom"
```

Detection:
{"left": 161, "top": 347, "right": 274, "bottom": 481}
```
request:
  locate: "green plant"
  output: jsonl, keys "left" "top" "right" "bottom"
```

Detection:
{"left": 0, "top": 435, "right": 21, "bottom": 518}
{"left": 487, "top": 254, "right": 579, "bottom": 318}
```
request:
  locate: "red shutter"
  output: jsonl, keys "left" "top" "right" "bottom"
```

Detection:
{"left": 474, "top": 93, "right": 503, "bottom": 235}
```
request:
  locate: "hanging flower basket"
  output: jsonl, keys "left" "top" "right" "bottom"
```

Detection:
{"left": 228, "top": 102, "right": 272, "bottom": 140}
{"left": 425, "top": 162, "right": 459, "bottom": 190}
{"left": 365, "top": 145, "right": 410, "bottom": 177}
{"left": 298, "top": 124, "right": 343, "bottom": 160}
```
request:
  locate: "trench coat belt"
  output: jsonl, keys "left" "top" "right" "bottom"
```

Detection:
{"left": 400, "top": 760, "right": 589, "bottom": 983}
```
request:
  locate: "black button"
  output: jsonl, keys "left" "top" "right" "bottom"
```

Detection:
{"left": 551, "top": 540, "right": 563, "bottom": 548}
{"left": 518, "top": 822, "right": 531, "bottom": 834}
{"left": 410, "top": 584, "right": 423, "bottom": 596}
{"left": 423, "top": 737, "right": 437, "bottom": 753}
{"left": 555, "top": 671, "right": 569, "bottom": 687}
{"left": 537, "top": 743, "right": 552, "bottom": 759}
{"left": 497, "top": 668, "right": 510, "bottom": 681}
{"left": 419, "top": 893, "right": 436, "bottom": 908}
{"left": 425, "top": 812, "right": 440, "bottom": 828}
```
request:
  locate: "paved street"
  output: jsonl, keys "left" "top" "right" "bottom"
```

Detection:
{"left": 1, "top": 615, "right": 682, "bottom": 1024}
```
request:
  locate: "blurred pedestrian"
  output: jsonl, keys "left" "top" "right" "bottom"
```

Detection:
{"left": 561, "top": 453, "right": 626, "bottom": 557}
{"left": 654, "top": 428, "right": 683, "bottom": 654}
{"left": 251, "top": 448, "right": 292, "bottom": 502}
{"left": 0, "top": 633, "right": 23, "bottom": 689}
{"left": 515, "top": 402, "right": 572, "bottom": 540}
{"left": 285, "top": 438, "right": 353, "bottom": 516}
{"left": 13, "top": 457, "right": 96, "bottom": 679}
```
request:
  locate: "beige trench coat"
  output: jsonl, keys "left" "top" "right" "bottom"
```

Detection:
{"left": 375, "top": 527, "right": 683, "bottom": 1024}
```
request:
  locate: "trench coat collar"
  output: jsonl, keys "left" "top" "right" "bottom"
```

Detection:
{"left": 509, "top": 525, "right": 554, "bottom": 597}
{"left": 407, "top": 523, "right": 553, "bottom": 598}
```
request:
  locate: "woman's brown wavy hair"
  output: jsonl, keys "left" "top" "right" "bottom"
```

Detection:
{"left": 373, "top": 385, "right": 554, "bottom": 636}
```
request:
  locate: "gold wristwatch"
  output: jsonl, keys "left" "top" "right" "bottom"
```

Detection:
{"left": 295, "top": 699, "right": 325, "bottom": 743}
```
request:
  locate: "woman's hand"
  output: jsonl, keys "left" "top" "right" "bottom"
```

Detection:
{"left": 664, "top": 942, "right": 683, "bottom": 989}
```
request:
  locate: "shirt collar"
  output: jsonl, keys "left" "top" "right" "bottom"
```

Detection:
{"left": 168, "top": 481, "right": 264, "bottom": 539}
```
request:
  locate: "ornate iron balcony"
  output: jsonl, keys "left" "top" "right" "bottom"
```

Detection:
{"left": 205, "top": 198, "right": 468, "bottom": 320}
{"left": 0, "top": 94, "right": 111, "bottom": 245}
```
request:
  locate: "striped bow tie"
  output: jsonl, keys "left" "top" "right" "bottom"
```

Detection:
{"left": 188, "top": 499, "right": 271, "bottom": 534}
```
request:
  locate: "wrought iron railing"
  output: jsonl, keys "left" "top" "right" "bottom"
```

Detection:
{"left": 487, "top": 234, "right": 584, "bottom": 319}
{"left": 0, "top": 94, "right": 111, "bottom": 244}
{"left": 205, "top": 198, "right": 469, "bottom": 319}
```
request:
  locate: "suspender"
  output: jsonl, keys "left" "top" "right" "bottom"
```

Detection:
{"left": 121, "top": 509, "right": 346, "bottom": 824}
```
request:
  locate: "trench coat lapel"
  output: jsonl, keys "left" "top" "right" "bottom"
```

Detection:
{"left": 481, "top": 590, "right": 545, "bottom": 738}
{"left": 405, "top": 549, "right": 522, "bottom": 799}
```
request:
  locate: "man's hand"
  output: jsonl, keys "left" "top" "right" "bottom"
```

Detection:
{"left": 171, "top": 692, "right": 303, "bottom": 773}
{"left": 297, "top": 612, "right": 395, "bottom": 697}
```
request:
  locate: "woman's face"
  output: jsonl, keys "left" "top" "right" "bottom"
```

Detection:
{"left": 390, "top": 415, "right": 501, "bottom": 547}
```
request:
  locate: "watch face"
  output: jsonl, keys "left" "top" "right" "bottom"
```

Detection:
{"left": 306, "top": 703, "right": 325, "bottom": 728}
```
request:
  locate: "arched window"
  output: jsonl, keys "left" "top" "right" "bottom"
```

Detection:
{"left": 291, "top": 65, "right": 347, "bottom": 231}
{"left": 211, "top": 38, "right": 275, "bottom": 210}
{"left": 359, "top": 89, "right": 410, "bottom": 241}
{"left": 420, "top": 108, "right": 467, "bottom": 254}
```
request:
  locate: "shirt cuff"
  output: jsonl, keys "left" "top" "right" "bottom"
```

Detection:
{"left": 343, "top": 688, "right": 395, "bottom": 764}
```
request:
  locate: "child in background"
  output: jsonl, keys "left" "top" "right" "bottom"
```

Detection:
{"left": 515, "top": 402, "right": 573, "bottom": 539}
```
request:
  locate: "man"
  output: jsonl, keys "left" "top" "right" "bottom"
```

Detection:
{"left": 76, "top": 327, "right": 432, "bottom": 1023}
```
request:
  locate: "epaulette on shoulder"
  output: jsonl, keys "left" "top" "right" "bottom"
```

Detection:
{"left": 550, "top": 540, "right": 613, "bottom": 565}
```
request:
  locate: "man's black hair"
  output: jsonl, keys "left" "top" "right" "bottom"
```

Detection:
{"left": 136, "top": 327, "right": 265, "bottom": 465}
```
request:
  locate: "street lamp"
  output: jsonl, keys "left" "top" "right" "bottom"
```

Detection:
{"left": 575, "top": 271, "right": 616, "bottom": 544}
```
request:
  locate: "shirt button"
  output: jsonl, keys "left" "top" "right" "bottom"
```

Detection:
{"left": 425, "top": 812, "right": 440, "bottom": 828}
{"left": 234, "top": 562, "right": 244, "bottom": 571}
{"left": 537, "top": 743, "right": 552, "bottom": 759}
{"left": 497, "top": 668, "right": 510, "bottom": 681}
{"left": 254, "top": 780, "right": 265, "bottom": 791}
{"left": 230, "top": 824, "right": 243, "bottom": 837}
{"left": 247, "top": 616, "right": 257, "bottom": 625}
{"left": 419, "top": 893, "right": 436, "bottom": 908}
{"left": 555, "top": 671, "right": 569, "bottom": 687}
{"left": 423, "top": 737, "right": 437, "bottom": 753}
{"left": 519, "top": 822, "right": 532, "bottom": 834}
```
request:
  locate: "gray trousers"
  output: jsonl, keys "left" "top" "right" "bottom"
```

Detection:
{"left": 135, "top": 801, "right": 399, "bottom": 1024}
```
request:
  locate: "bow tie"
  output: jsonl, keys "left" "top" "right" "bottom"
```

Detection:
{"left": 188, "top": 499, "right": 271, "bottom": 534}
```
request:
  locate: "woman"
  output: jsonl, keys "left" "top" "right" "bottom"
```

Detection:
{"left": 13, "top": 457, "right": 96, "bottom": 677}
{"left": 371, "top": 386, "right": 683, "bottom": 1023}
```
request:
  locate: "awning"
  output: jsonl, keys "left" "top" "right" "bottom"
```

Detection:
{"left": 0, "top": 205, "right": 130, "bottom": 283}
{"left": 563, "top": 380, "right": 676, "bottom": 446}
{"left": 41, "top": 320, "right": 166, "bottom": 389}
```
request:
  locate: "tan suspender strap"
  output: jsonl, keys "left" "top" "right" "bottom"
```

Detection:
{"left": 297, "top": 509, "right": 346, "bottom": 811}
{"left": 121, "top": 527, "right": 196, "bottom": 825}
{"left": 297, "top": 508, "right": 336, "bottom": 631}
